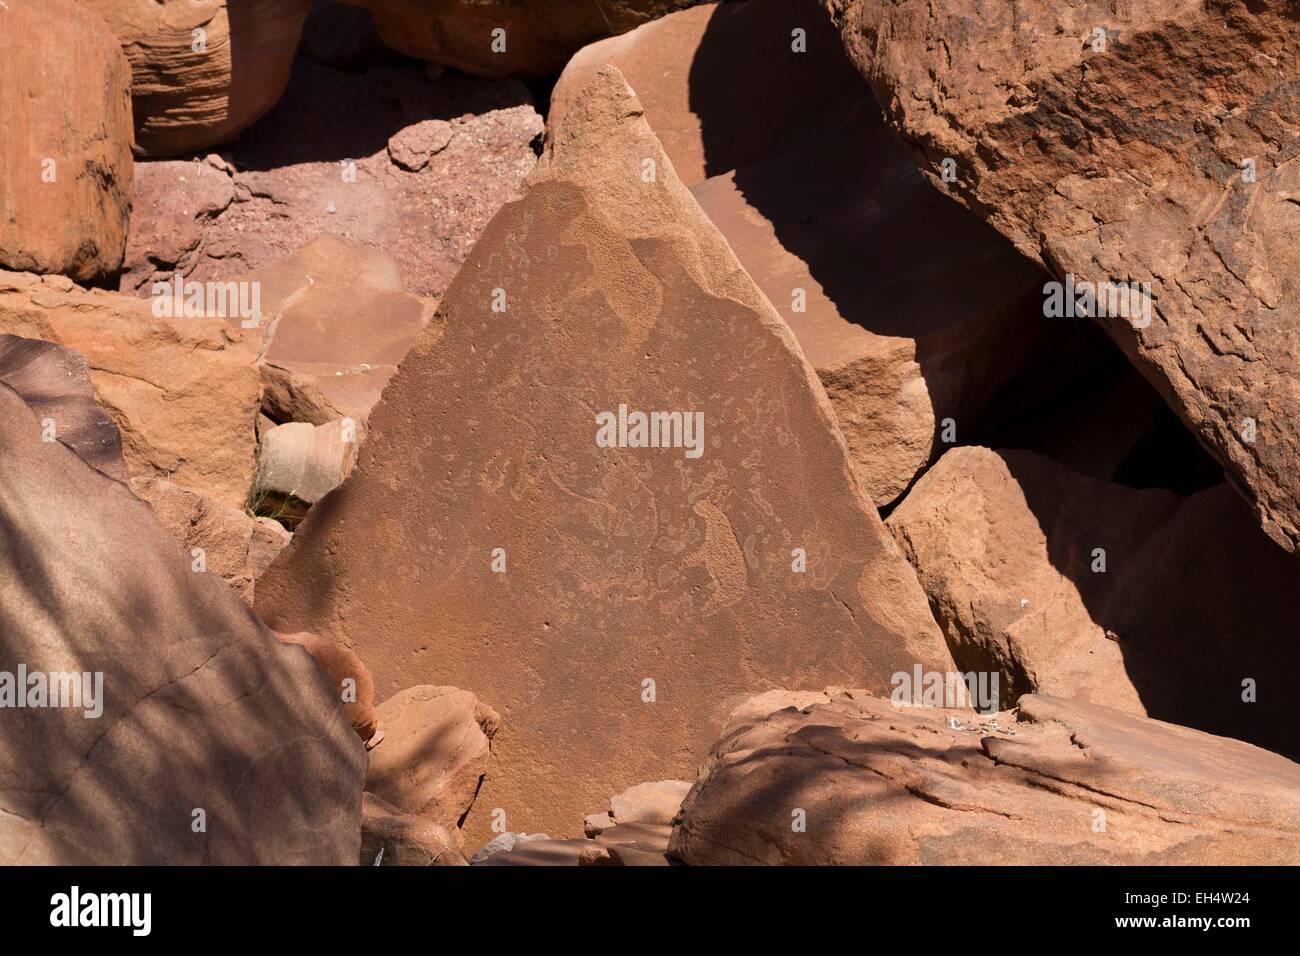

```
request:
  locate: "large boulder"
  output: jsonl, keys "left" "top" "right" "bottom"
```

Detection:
{"left": 80, "top": 0, "right": 313, "bottom": 156}
{"left": 363, "top": 686, "right": 500, "bottom": 843}
{"left": 120, "top": 64, "right": 543, "bottom": 301}
{"left": 256, "top": 67, "right": 955, "bottom": 843}
{"left": 887, "top": 446, "right": 1300, "bottom": 759}
{"left": 0, "top": 272, "right": 261, "bottom": 510}
{"left": 551, "top": 0, "right": 1067, "bottom": 505}
{"left": 826, "top": 0, "right": 1300, "bottom": 550}
{"left": 0, "top": 0, "right": 133, "bottom": 281}
{"left": 0, "top": 382, "right": 364, "bottom": 864}
{"left": 349, "top": 0, "right": 705, "bottom": 78}
{"left": 0, "top": 334, "right": 126, "bottom": 483}
{"left": 669, "top": 690, "right": 1300, "bottom": 864}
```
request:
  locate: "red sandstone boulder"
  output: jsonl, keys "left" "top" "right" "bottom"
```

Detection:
{"left": 0, "top": 383, "right": 364, "bottom": 864}
{"left": 363, "top": 686, "right": 500, "bottom": 842}
{"left": 130, "top": 476, "right": 291, "bottom": 604}
{"left": 0, "top": 271, "right": 261, "bottom": 510}
{"left": 256, "top": 66, "right": 955, "bottom": 843}
{"left": 887, "top": 446, "right": 1300, "bottom": 759}
{"left": 826, "top": 0, "right": 1300, "bottom": 551}
{"left": 80, "top": 0, "right": 313, "bottom": 156}
{"left": 0, "top": 0, "right": 133, "bottom": 281}
{"left": 361, "top": 793, "right": 467, "bottom": 866}
{"left": 0, "top": 334, "right": 126, "bottom": 483}
{"left": 669, "top": 690, "right": 1300, "bottom": 864}
{"left": 551, "top": 0, "right": 1066, "bottom": 505}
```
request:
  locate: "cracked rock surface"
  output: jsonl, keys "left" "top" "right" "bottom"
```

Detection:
{"left": 825, "top": 0, "right": 1300, "bottom": 552}
{"left": 669, "top": 690, "right": 1300, "bottom": 865}
{"left": 255, "top": 66, "right": 955, "bottom": 844}
{"left": 0, "top": 382, "right": 364, "bottom": 864}
{"left": 120, "top": 60, "right": 543, "bottom": 299}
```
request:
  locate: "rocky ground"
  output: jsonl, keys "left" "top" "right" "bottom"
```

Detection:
{"left": 0, "top": 0, "right": 1297, "bottom": 866}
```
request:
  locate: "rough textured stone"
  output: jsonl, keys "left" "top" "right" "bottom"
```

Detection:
{"left": 275, "top": 631, "right": 381, "bottom": 744}
{"left": 584, "top": 779, "right": 690, "bottom": 836}
{"left": 669, "top": 690, "right": 1300, "bottom": 865}
{"left": 887, "top": 446, "right": 1300, "bottom": 760}
{"left": 609, "top": 780, "right": 691, "bottom": 826}
{"left": 0, "top": 0, "right": 133, "bottom": 281}
{"left": 353, "top": 0, "right": 705, "bottom": 78}
{"left": 361, "top": 792, "right": 467, "bottom": 865}
{"left": 256, "top": 67, "right": 954, "bottom": 843}
{"left": 0, "top": 272, "right": 261, "bottom": 510}
{"left": 552, "top": 0, "right": 1062, "bottom": 505}
{"left": 826, "top": 0, "right": 1300, "bottom": 550}
{"left": 255, "top": 419, "right": 361, "bottom": 513}
{"left": 240, "top": 236, "right": 436, "bottom": 425}
{"left": 119, "top": 62, "right": 542, "bottom": 300}
{"left": 80, "top": 0, "right": 312, "bottom": 156}
{"left": 0, "top": 334, "right": 126, "bottom": 482}
{"left": 130, "top": 476, "right": 277, "bottom": 603}
{"left": 364, "top": 686, "right": 500, "bottom": 840}
{"left": 0, "top": 384, "right": 364, "bottom": 865}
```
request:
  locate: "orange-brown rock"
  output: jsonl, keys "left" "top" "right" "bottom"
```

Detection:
{"left": 256, "top": 67, "right": 955, "bottom": 842}
{"left": 0, "top": 334, "right": 126, "bottom": 483}
{"left": 669, "top": 691, "right": 1300, "bottom": 865}
{"left": 0, "top": 271, "right": 261, "bottom": 509}
{"left": 826, "top": 0, "right": 1300, "bottom": 550}
{"left": 0, "top": 0, "right": 133, "bottom": 281}
{"left": 80, "top": 0, "right": 313, "bottom": 156}
{"left": 551, "top": 0, "right": 1061, "bottom": 505}
{"left": 351, "top": 0, "right": 704, "bottom": 78}
{"left": 130, "top": 476, "right": 290, "bottom": 604}
{"left": 275, "top": 631, "right": 381, "bottom": 744}
{"left": 887, "top": 446, "right": 1300, "bottom": 759}
{"left": 255, "top": 419, "right": 361, "bottom": 517}
{"left": 361, "top": 792, "right": 467, "bottom": 866}
{"left": 363, "top": 686, "right": 499, "bottom": 842}
{"left": 119, "top": 67, "right": 543, "bottom": 300}
{"left": 0, "top": 383, "right": 364, "bottom": 864}
{"left": 237, "top": 236, "right": 437, "bottom": 425}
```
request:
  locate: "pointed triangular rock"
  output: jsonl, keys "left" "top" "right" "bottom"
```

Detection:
{"left": 256, "top": 67, "right": 953, "bottom": 841}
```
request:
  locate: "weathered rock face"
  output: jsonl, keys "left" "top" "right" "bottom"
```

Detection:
{"left": 352, "top": 0, "right": 703, "bottom": 77}
{"left": 0, "top": 334, "right": 126, "bottom": 483}
{"left": 0, "top": 272, "right": 261, "bottom": 510}
{"left": 826, "top": 0, "right": 1300, "bottom": 550}
{"left": 80, "top": 0, "right": 313, "bottom": 156}
{"left": 119, "top": 64, "right": 543, "bottom": 301}
{"left": 236, "top": 237, "right": 435, "bottom": 426}
{"left": 255, "top": 419, "right": 361, "bottom": 519}
{"left": 0, "top": 384, "right": 364, "bottom": 865}
{"left": 669, "top": 690, "right": 1300, "bottom": 865}
{"left": 887, "top": 446, "right": 1300, "bottom": 759}
{"left": 275, "top": 631, "right": 381, "bottom": 744}
{"left": 361, "top": 792, "right": 467, "bottom": 866}
{"left": 256, "top": 67, "right": 954, "bottom": 842}
{"left": 552, "top": 0, "right": 1063, "bottom": 506}
{"left": 364, "top": 686, "right": 500, "bottom": 842}
{"left": 0, "top": 0, "right": 133, "bottom": 282}
{"left": 129, "top": 476, "right": 289, "bottom": 604}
